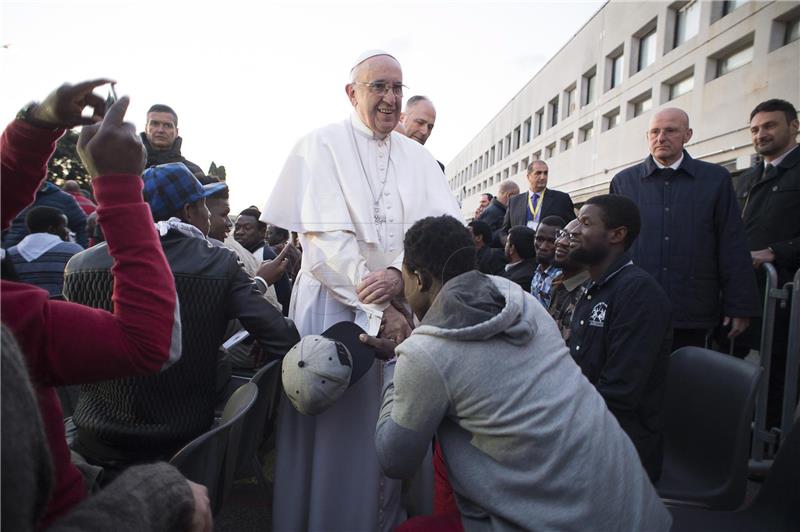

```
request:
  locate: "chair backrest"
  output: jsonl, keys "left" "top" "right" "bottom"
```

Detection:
{"left": 662, "top": 346, "right": 762, "bottom": 508}
{"left": 234, "top": 359, "right": 282, "bottom": 478}
{"left": 170, "top": 383, "right": 258, "bottom": 514}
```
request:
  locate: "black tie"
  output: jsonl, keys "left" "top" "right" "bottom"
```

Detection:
{"left": 762, "top": 163, "right": 776, "bottom": 181}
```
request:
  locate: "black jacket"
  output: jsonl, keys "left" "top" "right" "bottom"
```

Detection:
{"left": 139, "top": 133, "right": 204, "bottom": 177}
{"left": 500, "top": 188, "right": 576, "bottom": 237}
{"left": 736, "top": 146, "right": 800, "bottom": 285}
{"left": 475, "top": 246, "right": 507, "bottom": 275}
{"left": 569, "top": 254, "right": 672, "bottom": 481}
{"left": 2, "top": 182, "right": 88, "bottom": 249}
{"left": 64, "top": 230, "right": 299, "bottom": 464}
{"left": 498, "top": 258, "right": 536, "bottom": 292}
{"left": 610, "top": 152, "right": 760, "bottom": 329}
{"left": 477, "top": 198, "right": 507, "bottom": 247}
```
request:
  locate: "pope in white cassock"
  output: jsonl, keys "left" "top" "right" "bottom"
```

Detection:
{"left": 261, "top": 51, "right": 463, "bottom": 531}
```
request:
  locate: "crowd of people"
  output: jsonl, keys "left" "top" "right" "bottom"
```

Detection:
{"left": 1, "top": 47, "right": 798, "bottom": 532}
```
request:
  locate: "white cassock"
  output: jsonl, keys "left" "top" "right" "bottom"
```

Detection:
{"left": 262, "top": 112, "right": 462, "bottom": 532}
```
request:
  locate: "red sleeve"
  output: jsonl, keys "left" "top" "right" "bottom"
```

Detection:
{"left": 2, "top": 174, "right": 180, "bottom": 386}
{"left": 0, "top": 119, "right": 64, "bottom": 230}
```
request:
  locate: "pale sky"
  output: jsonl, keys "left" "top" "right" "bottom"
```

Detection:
{"left": 0, "top": 0, "right": 604, "bottom": 212}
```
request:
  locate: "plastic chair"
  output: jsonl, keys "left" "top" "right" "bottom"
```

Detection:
{"left": 233, "top": 359, "right": 282, "bottom": 490}
{"left": 170, "top": 382, "right": 258, "bottom": 515}
{"left": 669, "top": 414, "right": 800, "bottom": 531}
{"left": 657, "top": 347, "right": 762, "bottom": 510}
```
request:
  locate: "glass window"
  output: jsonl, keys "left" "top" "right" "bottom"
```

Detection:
{"left": 505, "top": 134, "right": 512, "bottom": 156}
{"left": 490, "top": 146, "right": 496, "bottom": 165}
{"left": 534, "top": 109, "right": 544, "bottom": 136}
{"left": 716, "top": 45, "right": 753, "bottom": 77}
{"left": 674, "top": 1, "right": 700, "bottom": 47}
{"left": 669, "top": 74, "right": 694, "bottom": 99}
{"left": 523, "top": 118, "right": 532, "bottom": 144}
{"left": 786, "top": 17, "right": 800, "bottom": 45}
{"left": 723, "top": 0, "right": 747, "bottom": 17}
{"left": 611, "top": 54, "right": 624, "bottom": 89}
{"left": 604, "top": 109, "right": 621, "bottom": 131}
{"left": 565, "top": 87, "right": 576, "bottom": 117}
{"left": 561, "top": 134, "right": 573, "bottom": 152}
{"left": 583, "top": 70, "right": 596, "bottom": 106}
{"left": 638, "top": 29, "right": 657, "bottom": 71}
{"left": 579, "top": 123, "right": 594, "bottom": 142}
{"left": 545, "top": 143, "right": 556, "bottom": 159}
{"left": 549, "top": 97, "right": 559, "bottom": 128}
{"left": 633, "top": 96, "right": 652, "bottom": 117}
{"left": 498, "top": 140, "right": 503, "bottom": 161}
{"left": 513, "top": 126, "right": 521, "bottom": 150}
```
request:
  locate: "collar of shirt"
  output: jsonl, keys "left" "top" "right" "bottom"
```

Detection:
{"left": 350, "top": 111, "right": 391, "bottom": 141}
{"left": 590, "top": 253, "right": 634, "bottom": 288}
{"left": 562, "top": 269, "right": 591, "bottom": 292}
{"left": 529, "top": 189, "right": 546, "bottom": 200}
{"left": 644, "top": 151, "right": 696, "bottom": 179}
{"left": 766, "top": 144, "right": 799, "bottom": 168}
{"left": 15, "top": 232, "right": 64, "bottom": 262}
{"left": 505, "top": 260, "right": 523, "bottom": 271}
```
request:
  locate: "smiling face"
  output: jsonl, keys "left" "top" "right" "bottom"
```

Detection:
{"left": 145, "top": 111, "right": 178, "bottom": 150}
{"left": 346, "top": 55, "right": 403, "bottom": 137}
{"left": 750, "top": 110, "right": 799, "bottom": 160}
{"left": 554, "top": 218, "right": 581, "bottom": 268}
{"left": 206, "top": 196, "right": 232, "bottom": 241}
{"left": 647, "top": 108, "right": 692, "bottom": 166}
{"left": 402, "top": 99, "right": 436, "bottom": 145}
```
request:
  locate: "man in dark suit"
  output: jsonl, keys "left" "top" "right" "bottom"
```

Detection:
{"left": 478, "top": 179, "right": 519, "bottom": 247}
{"left": 499, "top": 226, "right": 537, "bottom": 291}
{"left": 500, "top": 160, "right": 576, "bottom": 241}
{"left": 735, "top": 98, "right": 799, "bottom": 427}
{"left": 468, "top": 219, "right": 507, "bottom": 275}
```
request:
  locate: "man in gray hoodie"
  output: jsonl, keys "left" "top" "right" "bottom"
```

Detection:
{"left": 370, "top": 215, "right": 671, "bottom": 531}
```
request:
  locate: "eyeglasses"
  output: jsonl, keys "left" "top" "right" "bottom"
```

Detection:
{"left": 647, "top": 127, "right": 684, "bottom": 138}
{"left": 354, "top": 81, "right": 406, "bottom": 97}
{"left": 555, "top": 229, "right": 580, "bottom": 242}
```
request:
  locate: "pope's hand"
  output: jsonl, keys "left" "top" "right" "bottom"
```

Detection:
{"left": 357, "top": 268, "right": 403, "bottom": 305}
{"left": 379, "top": 304, "right": 412, "bottom": 345}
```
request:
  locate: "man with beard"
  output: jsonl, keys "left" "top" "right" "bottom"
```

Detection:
{"left": 530, "top": 215, "right": 565, "bottom": 308}
{"left": 569, "top": 194, "right": 672, "bottom": 482}
{"left": 140, "top": 104, "right": 203, "bottom": 177}
{"left": 547, "top": 218, "right": 590, "bottom": 341}
{"left": 467, "top": 219, "right": 506, "bottom": 275}
{"left": 499, "top": 225, "right": 537, "bottom": 291}
{"left": 260, "top": 50, "right": 462, "bottom": 532}
{"left": 736, "top": 99, "right": 800, "bottom": 428}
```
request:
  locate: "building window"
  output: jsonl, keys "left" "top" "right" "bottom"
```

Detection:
{"left": 490, "top": 146, "right": 496, "bottom": 165}
{"left": 582, "top": 67, "right": 596, "bottom": 106}
{"left": 534, "top": 108, "right": 544, "bottom": 136}
{"left": 498, "top": 140, "right": 503, "bottom": 161}
{"left": 496, "top": 172, "right": 501, "bottom": 184}
{"left": 532, "top": 150, "right": 542, "bottom": 161}
{"left": 636, "top": 27, "right": 657, "bottom": 72}
{"left": 523, "top": 118, "right": 532, "bottom": 144}
{"left": 564, "top": 85, "right": 576, "bottom": 118}
{"left": 579, "top": 122, "right": 594, "bottom": 143}
{"left": 606, "top": 46, "right": 624, "bottom": 90}
{"left": 561, "top": 133, "right": 574, "bottom": 152}
{"left": 665, "top": 69, "right": 694, "bottom": 100}
{"left": 714, "top": 42, "right": 754, "bottom": 78}
{"left": 511, "top": 163, "right": 519, "bottom": 175}
{"left": 630, "top": 90, "right": 653, "bottom": 118}
{"left": 548, "top": 97, "right": 559, "bottom": 128}
{"left": 603, "top": 108, "right": 621, "bottom": 131}
{"left": 478, "top": 156, "right": 483, "bottom": 172}
{"left": 787, "top": 16, "right": 800, "bottom": 44}
{"left": 722, "top": 0, "right": 747, "bottom": 17}
{"left": 521, "top": 157, "right": 529, "bottom": 171}
{"left": 544, "top": 143, "right": 556, "bottom": 159}
{"left": 505, "top": 134, "right": 512, "bottom": 156}
{"left": 674, "top": 1, "right": 700, "bottom": 48}
{"left": 513, "top": 126, "right": 521, "bottom": 151}
{"left": 503, "top": 168, "right": 509, "bottom": 180}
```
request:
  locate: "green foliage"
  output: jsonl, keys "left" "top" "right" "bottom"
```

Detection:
{"left": 208, "top": 161, "right": 227, "bottom": 181}
{"left": 46, "top": 129, "right": 90, "bottom": 188}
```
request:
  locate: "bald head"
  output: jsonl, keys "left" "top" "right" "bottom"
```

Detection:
{"left": 497, "top": 179, "right": 520, "bottom": 205}
{"left": 402, "top": 96, "right": 436, "bottom": 145}
{"left": 346, "top": 55, "right": 403, "bottom": 138}
{"left": 62, "top": 180, "right": 81, "bottom": 192}
{"left": 647, "top": 107, "right": 693, "bottom": 167}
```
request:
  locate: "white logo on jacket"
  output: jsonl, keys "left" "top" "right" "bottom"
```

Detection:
{"left": 589, "top": 302, "right": 607, "bottom": 327}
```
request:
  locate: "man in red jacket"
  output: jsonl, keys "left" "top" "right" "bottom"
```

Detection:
{"left": 1, "top": 80, "right": 208, "bottom": 530}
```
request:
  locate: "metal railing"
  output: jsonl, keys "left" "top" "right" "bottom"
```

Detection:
{"left": 750, "top": 264, "right": 800, "bottom": 464}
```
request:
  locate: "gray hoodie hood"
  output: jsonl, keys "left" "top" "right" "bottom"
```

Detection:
{"left": 416, "top": 270, "right": 536, "bottom": 346}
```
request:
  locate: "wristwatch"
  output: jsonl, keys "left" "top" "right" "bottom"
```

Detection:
{"left": 16, "top": 102, "right": 58, "bottom": 130}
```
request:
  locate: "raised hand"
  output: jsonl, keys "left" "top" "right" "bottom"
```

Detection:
{"left": 256, "top": 243, "right": 291, "bottom": 285}
{"left": 357, "top": 268, "right": 403, "bottom": 305}
{"left": 76, "top": 96, "right": 146, "bottom": 178}
{"left": 28, "top": 78, "right": 115, "bottom": 129}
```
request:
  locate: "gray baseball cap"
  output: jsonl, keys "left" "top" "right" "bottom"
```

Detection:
{"left": 281, "top": 321, "right": 376, "bottom": 416}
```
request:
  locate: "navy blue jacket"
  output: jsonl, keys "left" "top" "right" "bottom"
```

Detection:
{"left": 2, "top": 182, "right": 88, "bottom": 249}
{"left": 610, "top": 152, "right": 759, "bottom": 329}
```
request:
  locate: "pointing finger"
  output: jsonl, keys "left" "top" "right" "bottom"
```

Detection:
{"left": 71, "top": 78, "right": 116, "bottom": 96}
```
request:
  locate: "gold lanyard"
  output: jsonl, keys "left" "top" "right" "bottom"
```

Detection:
{"left": 528, "top": 189, "right": 546, "bottom": 220}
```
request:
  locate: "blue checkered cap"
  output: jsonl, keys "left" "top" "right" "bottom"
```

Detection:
{"left": 142, "top": 163, "right": 225, "bottom": 221}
